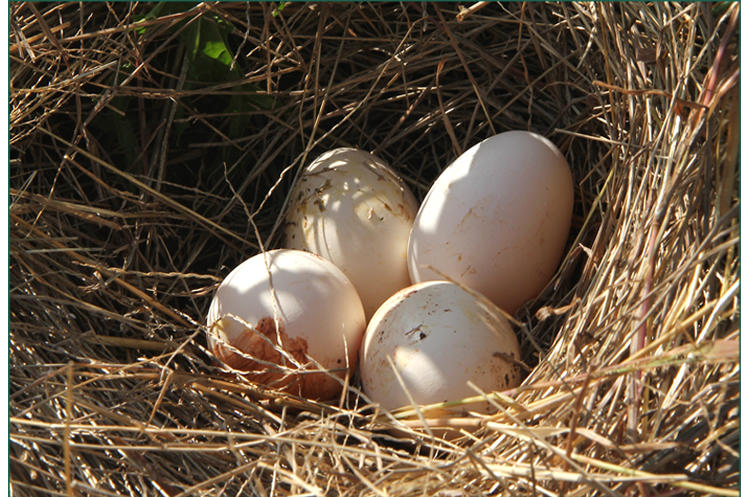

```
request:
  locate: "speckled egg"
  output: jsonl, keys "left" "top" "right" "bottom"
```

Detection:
{"left": 285, "top": 148, "right": 419, "bottom": 318}
{"left": 359, "top": 280, "right": 521, "bottom": 413}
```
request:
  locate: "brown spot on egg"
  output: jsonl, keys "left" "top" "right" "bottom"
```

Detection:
{"left": 404, "top": 324, "right": 422, "bottom": 336}
{"left": 211, "top": 317, "right": 345, "bottom": 400}
{"left": 396, "top": 202, "right": 412, "bottom": 220}
{"left": 492, "top": 351, "right": 513, "bottom": 363}
{"left": 460, "top": 265, "right": 476, "bottom": 277}
{"left": 400, "top": 288, "right": 419, "bottom": 300}
{"left": 316, "top": 178, "right": 333, "bottom": 193}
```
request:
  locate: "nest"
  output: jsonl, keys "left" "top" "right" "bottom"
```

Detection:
{"left": 10, "top": 3, "right": 739, "bottom": 496}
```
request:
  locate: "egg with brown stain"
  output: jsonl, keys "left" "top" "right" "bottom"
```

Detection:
{"left": 206, "top": 249, "right": 366, "bottom": 400}
{"left": 284, "top": 148, "right": 419, "bottom": 319}
{"left": 359, "top": 280, "right": 521, "bottom": 414}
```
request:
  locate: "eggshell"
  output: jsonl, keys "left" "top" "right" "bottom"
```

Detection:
{"left": 359, "top": 281, "right": 521, "bottom": 414}
{"left": 407, "top": 130, "right": 574, "bottom": 313}
{"left": 284, "top": 148, "right": 419, "bottom": 318}
{"left": 206, "top": 249, "right": 366, "bottom": 400}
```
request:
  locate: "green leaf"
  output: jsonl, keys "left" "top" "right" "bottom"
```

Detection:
{"left": 125, "top": 1, "right": 277, "bottom": 153}
{"left": 273, "top": 2, "right": 288, "bottom": 17}
{"left": 196, "top": 21, "right": 234, "bottom": 67}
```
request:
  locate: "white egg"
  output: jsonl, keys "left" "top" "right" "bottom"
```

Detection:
{"left": 359, "top": 281, "right": 521, "bottom": 414}
{"left": 407, "top": 130, "right": 574, "bottom": 313}
{"left": 206, "top": 249, "right": 365, "bottom": 400}
{"left": 284, "top": 148, "right": 419, "bottom": 318}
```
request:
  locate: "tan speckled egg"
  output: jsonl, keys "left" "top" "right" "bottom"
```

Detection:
{"left": 284, "top": 148, "right": 419, "bottom": 319}
{"left": 206, "top": 249, "right": 366, "bottom": 400}
{"left": 407, "top": 130, "right": 574, "bottom": 314}
{"left": 359, "top": 281, "right": 521, "bottom": 414}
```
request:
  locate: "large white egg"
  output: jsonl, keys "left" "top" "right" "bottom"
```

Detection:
{"left": 206, "top": 249, "right": 365, "bottom": 400}
{"left": 284, "top": 148, "right": 419, "bottom": 318}
{"left": 359, "top": 281, "right": 521, "bottom": 414}
{"left": 407, "top": 131, "right": 574, "bottom": 313}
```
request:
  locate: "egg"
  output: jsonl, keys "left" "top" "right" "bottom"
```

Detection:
{"left": 284, "top": 148, "right": 419, "bottom": 318}
{"left": 359, "top": 281, "right": 521, "bottom": 414}
{"left": 206, "top": 249, "right": 366, "bottom": 400}
{"left": 407, "top": 130, "right": 574, "bottom": 313}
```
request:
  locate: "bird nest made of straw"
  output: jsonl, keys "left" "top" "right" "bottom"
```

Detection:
{"left": 10, "top": 3, "right": 739, "bottom": 496}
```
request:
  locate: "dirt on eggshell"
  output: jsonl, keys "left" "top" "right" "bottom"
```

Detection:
{"left": 211, "top": 316, "right": 345, "bottom": 400}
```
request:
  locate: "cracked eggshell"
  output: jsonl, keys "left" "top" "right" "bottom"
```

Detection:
{"left": 407, "top": 130, "right": 574, "bottom": 313}
{"left": 359, "top": 280, "right": 521, "bottom": 414}
{"left": 284, "top": 148, "right": 419, "bottom": 318}
{"left": 206, "top": 249, "right": 366, "bottom": 400}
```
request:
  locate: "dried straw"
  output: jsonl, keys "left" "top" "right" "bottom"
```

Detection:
{"left": 11, "top": 2, "right": 738, "bottom": 496}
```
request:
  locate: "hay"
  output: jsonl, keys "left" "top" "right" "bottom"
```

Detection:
{"left": 10, "top": 2, "right": 738, "bottom": 496}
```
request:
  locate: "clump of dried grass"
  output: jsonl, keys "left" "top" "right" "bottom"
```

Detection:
{"left": 10, "top": 2, "right": 738, "bottom": 496}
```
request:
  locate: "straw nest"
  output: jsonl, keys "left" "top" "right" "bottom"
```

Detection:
{"left": 10, "top": 3, "right": 739, "bottom": 496}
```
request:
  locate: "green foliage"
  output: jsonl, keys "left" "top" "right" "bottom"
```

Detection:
{"left": 138, "top": 2, "right": 273, "bottom": 109}
{"left": 272, "top": 2, "right": 288, "bottom": 17}
{"left": 90, "top": 2, "right": 275, "bottom": 176}
{"left": 168, "top": 3, "right": 275, "bottom": 146}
